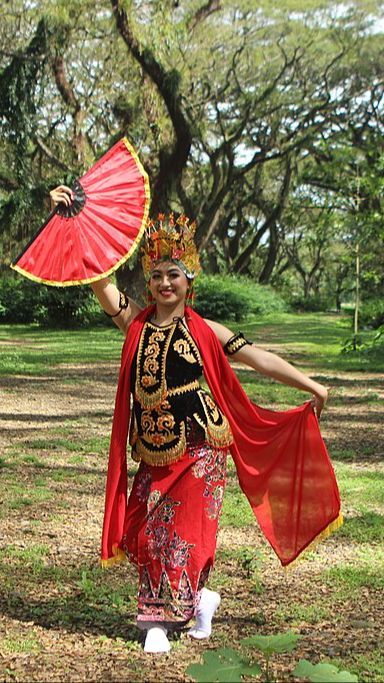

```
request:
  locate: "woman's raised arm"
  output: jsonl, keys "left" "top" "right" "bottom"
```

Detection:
{"left": 90, "top": 278, "right": 142, "bottom": 334}
{"left": 49, "top": 185, "right": 142, "bottom": 334}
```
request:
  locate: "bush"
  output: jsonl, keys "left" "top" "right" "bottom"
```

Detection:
{"left": 0, "top": 276, "right": 104, "bottom": 327}
{"left": 194, "top": 274, "right": 287, "bottom": 322}
{"left": 359, "top": 299, "right": 384, "bottom": 329}
{"left": 290, "top": 294, "right": 331, "bottom": 312}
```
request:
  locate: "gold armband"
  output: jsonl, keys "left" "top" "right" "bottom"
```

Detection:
{"left": 223, "top": 332, "right": 252, "bottom": 356}
{"left": 104, "top": 291, "right": 129, "bottom": 318}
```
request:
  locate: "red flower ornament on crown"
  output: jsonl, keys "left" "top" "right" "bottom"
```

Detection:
{"left": 141, "top": 213, "right": 201, "bottom": 282}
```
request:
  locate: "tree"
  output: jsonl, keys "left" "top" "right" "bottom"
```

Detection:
{"left": 0, "top": 0, "right": 383, "bottom": 301}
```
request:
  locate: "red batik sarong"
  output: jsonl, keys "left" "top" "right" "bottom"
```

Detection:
{"left": 121, "top": 442, "right": 229, "bottom": 625}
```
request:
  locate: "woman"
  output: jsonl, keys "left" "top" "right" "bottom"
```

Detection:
{"left": 50, "top": 188, "right": 340, "bottom": 655}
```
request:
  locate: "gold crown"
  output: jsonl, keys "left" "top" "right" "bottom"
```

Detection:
{"left": 141, "top": 213, "right": 201, "bottom": 281}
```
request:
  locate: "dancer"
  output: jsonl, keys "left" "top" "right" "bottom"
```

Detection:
{"left": 49, "top": 189, "right": 342, "bottom": 655}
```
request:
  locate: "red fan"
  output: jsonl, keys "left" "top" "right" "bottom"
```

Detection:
{"left": 11, "top": 138, "right": 150, "bottom": 286}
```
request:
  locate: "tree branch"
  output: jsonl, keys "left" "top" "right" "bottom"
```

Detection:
{"left": 51, "top": 56, "right": 85, "bottom": 166}
{"left": 110, "top": 0, "right": 193, "bottom": 210}
{"left": 0, "top": 172, "right": 19, "bottom": 191}
{"left": 34, "top": 136, "right": 73, "bottom": 173}
{"left": 188, "top": 0, "right": 222, "bottom": 32}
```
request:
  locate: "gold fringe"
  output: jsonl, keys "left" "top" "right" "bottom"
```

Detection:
{"left": 11, "top": 137, "right": 150, "bottom": 287}
{"left": 284, "top": 512, "right": 344, "bottom": 571}
{"left": 134, "top": 422, "right": 187, "bottom": 466}
{"left": 100, "top": 544, "right": 127, "bottom": 568}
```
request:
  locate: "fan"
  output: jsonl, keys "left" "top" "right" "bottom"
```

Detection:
{"left": 11, "top": 138, "right": 150, "bottom": 286}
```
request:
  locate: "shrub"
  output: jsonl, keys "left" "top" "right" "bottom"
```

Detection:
{"left": 194, "top": 274, "right": 287, "bottom": 322}
{"left": 0, "top": 276, "right": 104, "bottom": 327}
{"left": 359, "top": 299, "right": 384, "bottom": 329}
{"left": 290, "top": 294, "right": 331, "bottom": 312}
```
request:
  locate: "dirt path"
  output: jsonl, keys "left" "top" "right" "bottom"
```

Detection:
{"left": 0, "top": 360, "right": 383, "bottom": 682}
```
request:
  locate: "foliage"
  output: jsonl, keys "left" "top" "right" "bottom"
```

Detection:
{"left": 290, "top": 294, "right": 332, "bottom": 313}
{"left": 293, "top": 659, "right": 359, "bottom": 682}
{"left": 194, "top": 274, "right": 287, "bottom": 322}
{"left": 341, "top": 325, "right": 384, "bottom": 356}
{"left": 0, "top": 276, "right": 103, "bottom": 327}
{"left": 187, "top": 631, "right": 358, "bottom": 683}
{"left": 359, "top": 299, "right": 384, "bottom": 329}
{"left": 242, "top": 631, "right": 299, "bottom": 681}
{"left": 186, "top": 648, "right": 261, "bottom": 683}
{"left": 242, "top": 631, "right": 299, "bottom": 655}
{"left": 0, "top": 0, "right": 383, "bottom": 304}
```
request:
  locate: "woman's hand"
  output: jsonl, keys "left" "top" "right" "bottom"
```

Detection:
{"left": 311, "top": 385, "right": 329, "bottom": 420}
{"left": 49, "top": 185, "right": 73, "bottom": 210}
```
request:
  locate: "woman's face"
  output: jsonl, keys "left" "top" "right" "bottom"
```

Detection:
{"left": 148, "top": 261, "right": 189, "bottom": 306}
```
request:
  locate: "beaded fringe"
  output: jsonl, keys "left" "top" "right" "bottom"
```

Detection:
{"left": 100, "top": 543, "right": 127, "bottom": 568}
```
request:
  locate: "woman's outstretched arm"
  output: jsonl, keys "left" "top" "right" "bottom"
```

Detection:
{"left": 49, "top": 185, "right": 142, "bottom": 334}
{"left": 205, "top": 318, "right": 328, "bottom": 418}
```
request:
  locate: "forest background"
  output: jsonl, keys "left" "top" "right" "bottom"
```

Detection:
{"left": 0, "top": 0, "right": 383, "bottom": 330}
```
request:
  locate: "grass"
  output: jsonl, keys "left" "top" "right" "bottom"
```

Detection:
{"left": 337, "top": 512, "right": 384, "bottom": 543}
{"left": 239, "top": 311, "right": 384, "bottom": 373}
{"left": 276, "top": 600, "right": 332, "bottom": 625}
{"left": 0, "top": 312, "right": 383, "bottom": 682}
{"left": 0, "top": 324, "right": 123, "bottom": 376}
{"left": 1, "top": 312, "right": 383, "bottom": 377}
{"left": 4, "top": 482, "right": 53, "bottom": 511}
{"left": 2, "top": 634, "right": 41, "bottom": 654}
{"left": 351, "top": 652, "right": 384, "bottom": 681}
{"left": 335, "top": 464, "right": 384, "bottom": 509}
{"left": 325, "top": 564, "right": 384, "bottom": 592}
{"left": 23, "top": 435, "right": 110, "bottom": 454}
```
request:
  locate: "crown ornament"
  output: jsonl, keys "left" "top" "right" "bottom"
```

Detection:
{"left": 141, "top": 213, "right": 201, "bottom": 281}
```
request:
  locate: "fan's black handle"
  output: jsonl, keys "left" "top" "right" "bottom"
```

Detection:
{"left": 56, "top": 180, "right": 86, "bottom": 218}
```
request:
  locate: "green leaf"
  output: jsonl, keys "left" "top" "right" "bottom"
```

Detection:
{"left": 186, "top": 647, "right": 261, "bottom": 683}
{"left": 293, "top": 659, "right": 359, "bottom": 682}
{"left": 241, "top": 631, "right": 300, "bottom": 655}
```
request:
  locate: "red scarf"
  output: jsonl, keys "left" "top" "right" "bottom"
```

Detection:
{"left": 101, "top": 307, "right": 341, "bottom": 567}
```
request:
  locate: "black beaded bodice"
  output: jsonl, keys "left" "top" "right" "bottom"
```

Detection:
{"left": 129, "top": 318, "right": 232, "bottom": 466}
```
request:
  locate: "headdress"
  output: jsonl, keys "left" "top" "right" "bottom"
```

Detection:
{"left": 141, "top": 213, "right": 201, "bottom": 282}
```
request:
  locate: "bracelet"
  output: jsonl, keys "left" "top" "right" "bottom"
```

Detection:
{"left": 104, "top": 291, "right": 129, "bottom": 318}
{"left": 223, "top": 332, "right": 252, "bottom": 356}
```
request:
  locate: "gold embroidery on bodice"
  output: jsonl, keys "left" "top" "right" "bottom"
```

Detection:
{"left": 130, "top": 319, "right": 232, "bottom": 466}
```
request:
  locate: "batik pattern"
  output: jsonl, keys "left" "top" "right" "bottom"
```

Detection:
{"left": 121, "top": 442, "right": 229, "bottom": 624}
{"left": 192, "top": 446, "right": 227, "bottom": 520}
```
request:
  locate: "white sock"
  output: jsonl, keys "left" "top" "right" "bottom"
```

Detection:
{"left": 188, "top": 587, "right": 221, "bottom": 639}
{"left": 144, "top": 624, "right": 171, "bottom": 653}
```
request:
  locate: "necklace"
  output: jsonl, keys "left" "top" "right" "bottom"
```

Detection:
{"left": 150, "top": 315, "right": 186, "bottom": 328}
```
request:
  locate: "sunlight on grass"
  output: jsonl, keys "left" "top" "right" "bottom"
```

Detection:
{"left": 3, "top": 482, "right": 53, "bottom": 510}
{"left": 24, "top": 435, "right": 110, "bottom": 455}
{"left": 1, "top": 313, "right": 383, "bottom": 377}
{"left": 221, "top": 486, "right": 255, "bottom": 527}
{"left": 337, "top": 512, "right": 384, "bottom": 543}
{"left": 326, "top": 564, "right": 384, "bottom": 591}
{"left": 335, "top": 463, "right": 384, "bottom": 509}
{"left": 324, "top": 546, "right": 384, "bottom": 594}
{"left": 276, "top": 600, "right": 332, "bottom": 625}
{"left": 0, "top": 324, "right": 123, "bottom": 376}
{"left": 2, "top": 634, "right": 41, "bottom": 654}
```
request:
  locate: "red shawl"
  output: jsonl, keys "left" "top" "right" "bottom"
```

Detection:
{"left": 101, "top": 306, "right": 341, "bottom": 567}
